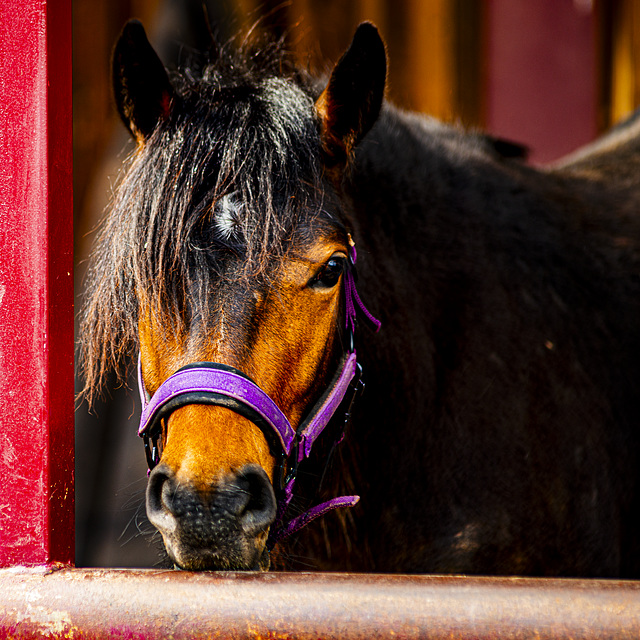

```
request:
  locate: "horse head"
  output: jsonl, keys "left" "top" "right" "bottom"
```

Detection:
{"left": 90, "top": 20, "right": 385, "bottom": 570}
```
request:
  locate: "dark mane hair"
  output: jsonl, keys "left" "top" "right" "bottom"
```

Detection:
{"left": 80, "top": 40, "right": 332, "bottom": 401}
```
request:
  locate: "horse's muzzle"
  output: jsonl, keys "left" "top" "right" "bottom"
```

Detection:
{"left": 146, "top": 463, "right": 276, "bottom": 570}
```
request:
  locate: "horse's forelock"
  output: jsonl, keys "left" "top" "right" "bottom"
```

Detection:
{"left": 80, "top": 55, "right": 330, "bottom": 402}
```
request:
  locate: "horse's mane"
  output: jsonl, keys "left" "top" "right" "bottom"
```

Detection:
{"left": 79, "top": 39, "right": 331, "bottom": 402}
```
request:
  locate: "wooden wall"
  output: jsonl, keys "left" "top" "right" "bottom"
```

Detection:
{"left": 235, "top": 0, "right": 484, "bottom": 125}
{"left": 598, "top": 0, "right": 640, "bottom": 129}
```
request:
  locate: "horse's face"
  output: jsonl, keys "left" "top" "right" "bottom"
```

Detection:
{"left": 138, "top": 234, "right": 350, "bottom": 569}
{"left": 106, "top": 20, "right": 385, "bottom": 570}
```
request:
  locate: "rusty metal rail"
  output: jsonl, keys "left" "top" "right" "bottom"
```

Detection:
{"left": 1, "top": 565, "right": 639, "bottom": 639}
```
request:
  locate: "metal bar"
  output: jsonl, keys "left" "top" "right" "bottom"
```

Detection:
{"left": 1, "top": 566, "right": 639, "bottom": 639}
{"left": 0, "top": 0, "right": 74, "bottom": 566}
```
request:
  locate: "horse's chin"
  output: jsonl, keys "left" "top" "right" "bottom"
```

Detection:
{"left": 163, "top": 537, "right": 271, "bottom": 572}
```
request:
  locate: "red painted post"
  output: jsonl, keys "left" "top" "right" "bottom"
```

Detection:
{"left": 0, "top": 0, "right": 74, "bottom": 565}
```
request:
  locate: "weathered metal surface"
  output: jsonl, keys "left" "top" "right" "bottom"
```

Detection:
{"left": 0, "top": 0, "right": 74, "bottom": 566}
{"left": 1, "top": 566, "right": 639, "bottom": 639}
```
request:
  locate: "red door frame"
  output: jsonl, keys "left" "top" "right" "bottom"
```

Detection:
{"left": 0, "top": 0, "right": 74, "bottom": 567}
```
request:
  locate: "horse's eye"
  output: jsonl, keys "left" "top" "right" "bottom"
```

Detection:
{"left": 311, "top": 257, "right": 346, "bottom": 289}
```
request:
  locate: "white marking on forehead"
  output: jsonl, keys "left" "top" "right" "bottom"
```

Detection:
{"left": 215, "top": 193, "right": 244, "bottom": 240}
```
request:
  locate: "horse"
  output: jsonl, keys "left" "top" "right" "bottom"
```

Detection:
{"left": 80, "top": 19, "right": 640, "bottom": 577}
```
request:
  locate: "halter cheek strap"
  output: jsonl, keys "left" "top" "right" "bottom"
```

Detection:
{"left": 137, "top": 244, "right": 379, "bottom": 547}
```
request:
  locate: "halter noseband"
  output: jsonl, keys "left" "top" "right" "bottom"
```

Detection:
{"left": 137, "top": 245, "right": 380, "bottom": 547}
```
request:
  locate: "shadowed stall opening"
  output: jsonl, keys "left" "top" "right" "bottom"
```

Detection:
{"left": 80, "top": 18, "right": 640, "bottom": 576}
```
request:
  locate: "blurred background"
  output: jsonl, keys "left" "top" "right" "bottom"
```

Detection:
{"left": 74, "top": 0, "right": 640, "bottom": 567}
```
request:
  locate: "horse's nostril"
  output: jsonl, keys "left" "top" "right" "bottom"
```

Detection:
{"left": 146, "top": 465, "right": 179, "bottom": 533}
{"left": 234, "top": 464, "right": 277, "bottom": 538}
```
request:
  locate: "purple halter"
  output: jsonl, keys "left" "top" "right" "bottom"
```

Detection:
{"left": 137, "top": 245, "right": 380, "bottom": 547}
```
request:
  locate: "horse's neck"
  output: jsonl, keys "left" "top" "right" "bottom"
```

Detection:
{"left": 347, "top": 103, "right": 640, "bottom": 360}
{"left": 350, "top": 105, "right": 559, "bottom": 264}
{"left": 355, "top": 103, "right": 640, "bottom": 257}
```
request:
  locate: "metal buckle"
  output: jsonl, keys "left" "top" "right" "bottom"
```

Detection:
{"left": 284, "top": 440, "right": 300, "bottom": 487}
{"left": 143, "top": 428, "right": 162, "bottom": 472}
{"left": 343, "top": 362, "right": 364, "bottom": 426}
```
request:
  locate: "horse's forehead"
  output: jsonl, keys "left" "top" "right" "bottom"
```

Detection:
{"left": 209, "top": 231, "right": 345, "bottom": 294}
{"left": 153, "top": 229, "right": 345, "bottom": 331}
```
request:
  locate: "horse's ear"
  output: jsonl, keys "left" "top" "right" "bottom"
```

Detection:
{"left": 316, "top": 22, "right": 387, "bottom": 168}
{"left": 112, "top": 20, "right": 176, "bottom": 142}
